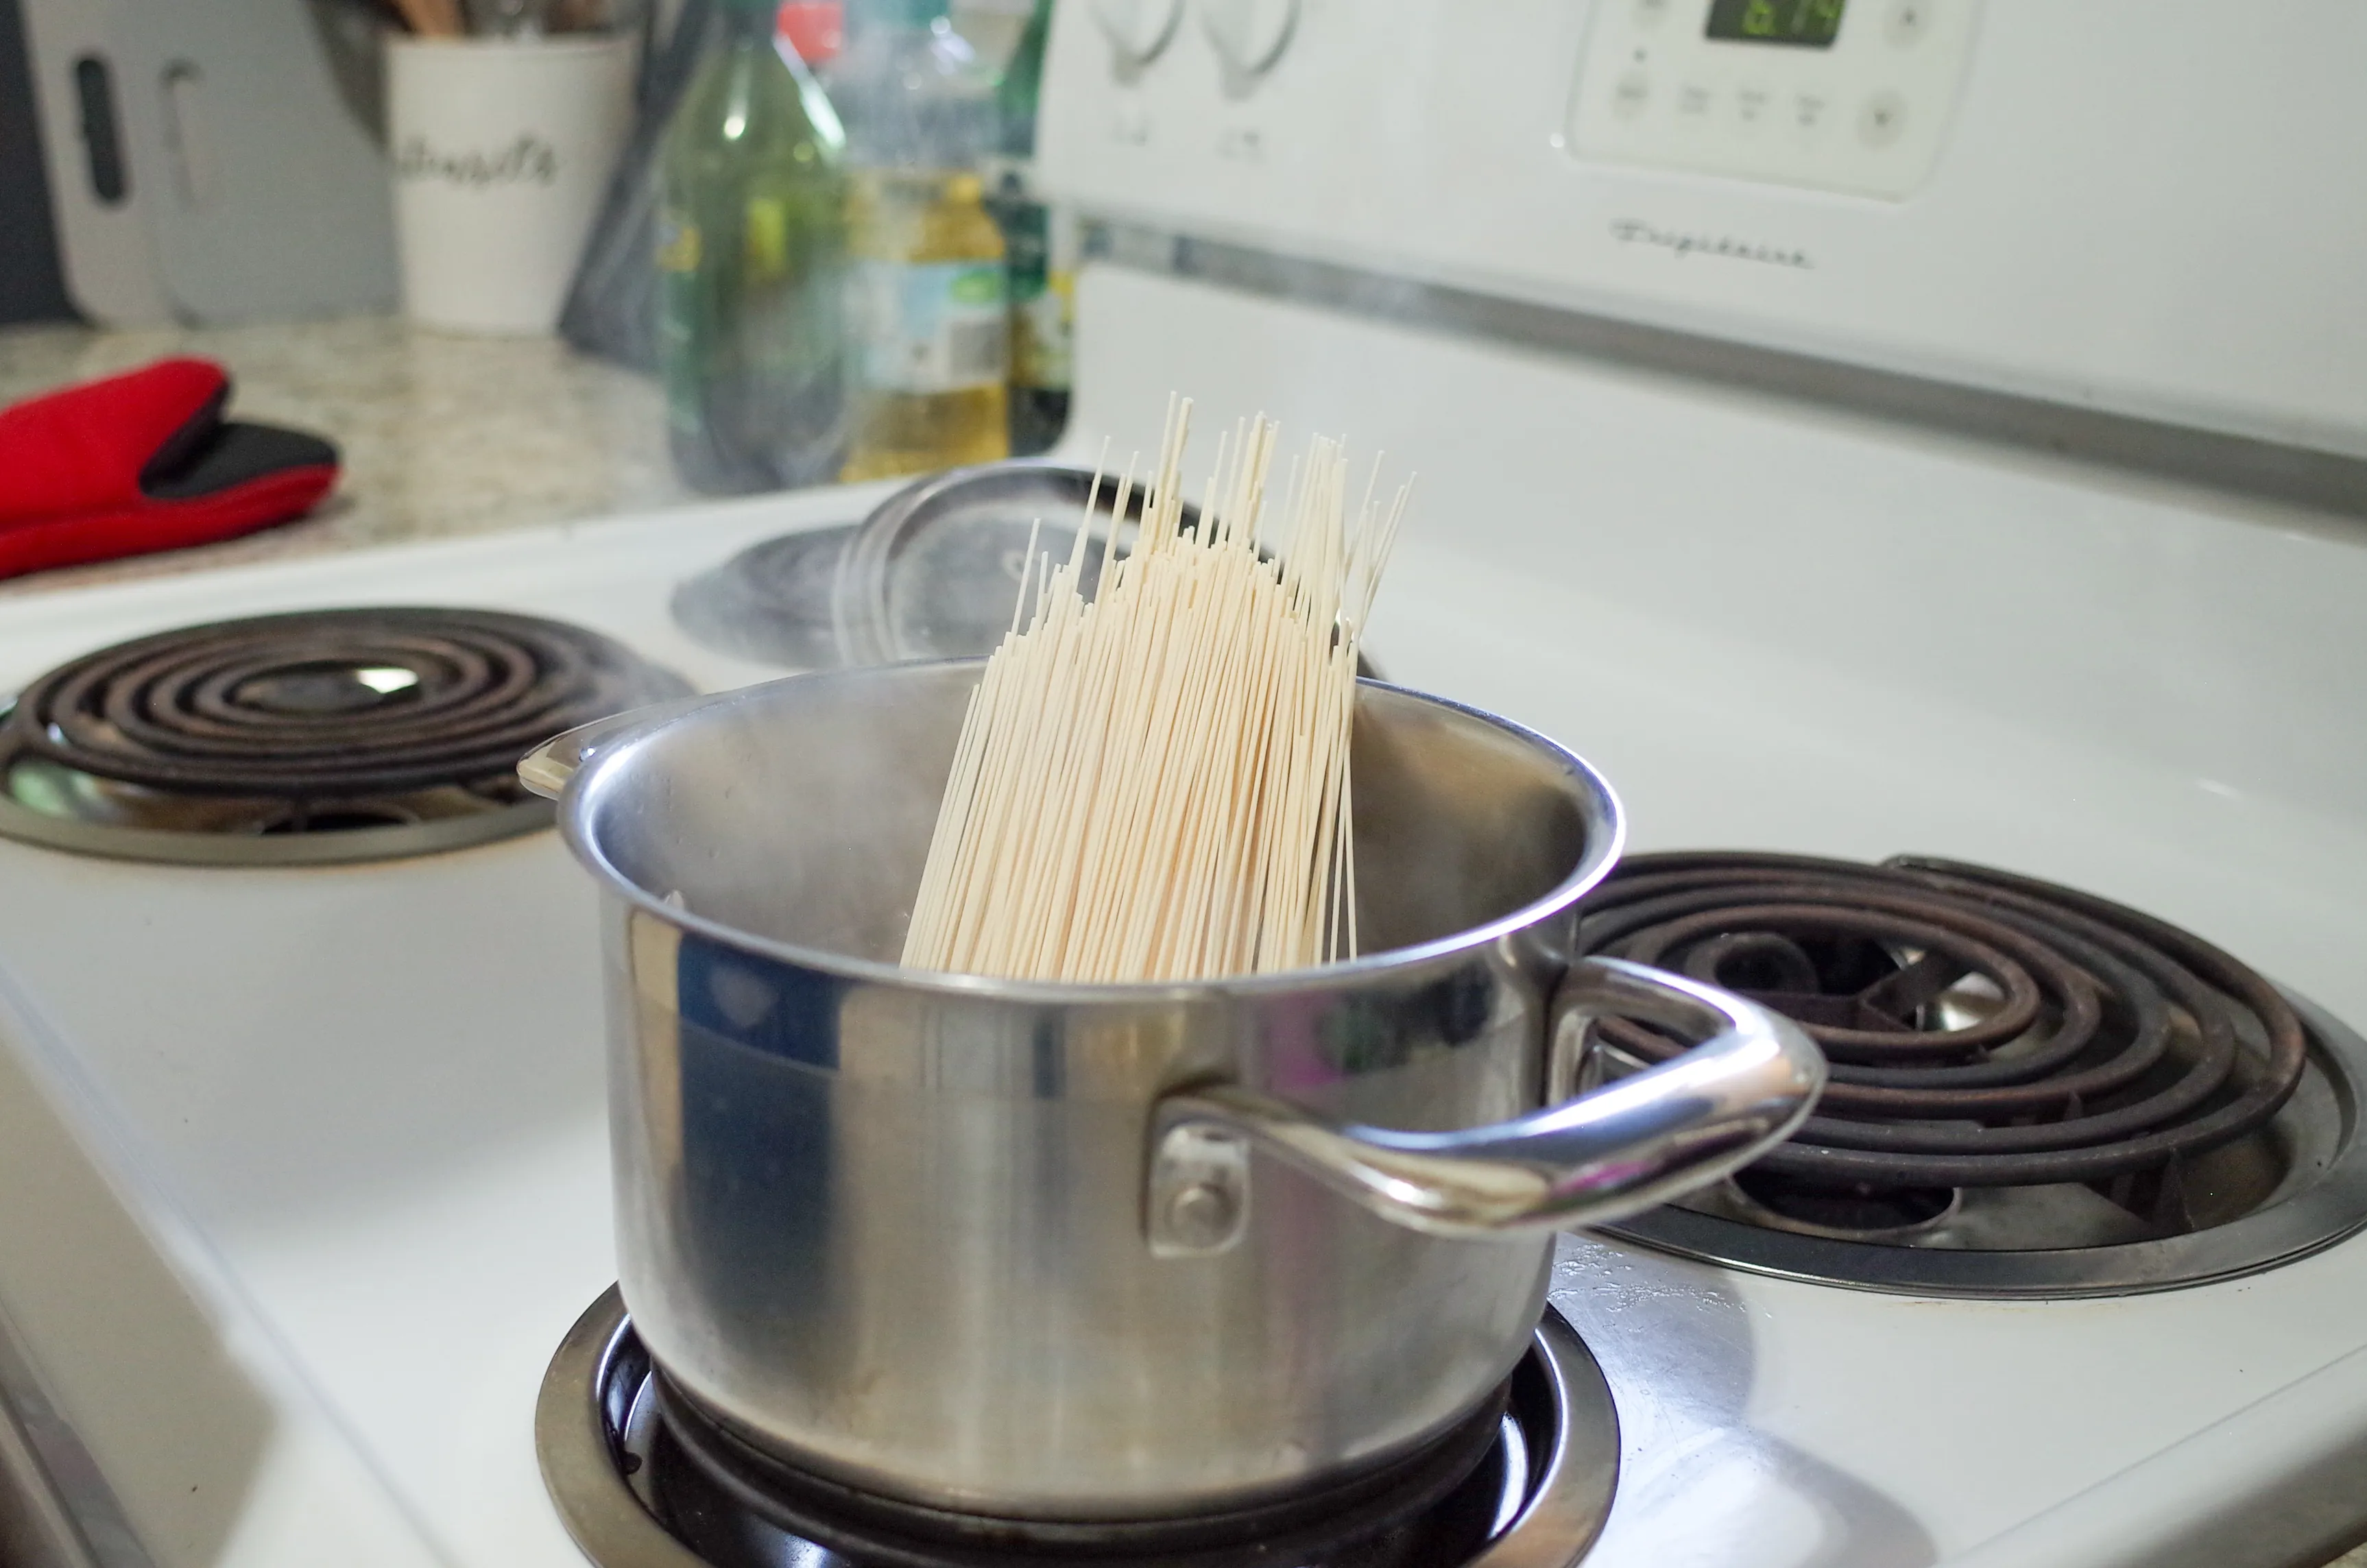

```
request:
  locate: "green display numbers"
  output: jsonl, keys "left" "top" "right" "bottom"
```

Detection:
{"left": 1705, "top": 0, "right": 1847, "bottom": 47}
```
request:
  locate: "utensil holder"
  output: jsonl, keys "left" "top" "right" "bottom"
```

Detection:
{"left": 387, "top": 34, "right": 637, "bottom": 335}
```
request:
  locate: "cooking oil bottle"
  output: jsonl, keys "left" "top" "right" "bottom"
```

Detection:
{"left": 830, "top": 0, "right": 1009, "bottom": 481}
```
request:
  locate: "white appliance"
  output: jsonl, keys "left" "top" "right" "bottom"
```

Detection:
{"left": 20, "top": 0, "right": 401, "bottom": 326}
{"left": 1046, "top": 0, "right": 2367, "bottom": 460}
{"left": 4, "top": 2, "right": 2367, "bottom": 1567}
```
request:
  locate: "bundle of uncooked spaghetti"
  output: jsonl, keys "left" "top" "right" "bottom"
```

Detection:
{"left": 900, "top": 398, "right": 1410, "bottom": 982}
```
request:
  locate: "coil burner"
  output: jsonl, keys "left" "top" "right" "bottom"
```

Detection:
{"left": 0, "top": 607, "right": 688, "bottom": 866}
{"left": 1585, "top": 852, "right": 2367, "bottom": 1297}
{"left": 537, "top": 1287, "right": 1620, "bottom": 1568}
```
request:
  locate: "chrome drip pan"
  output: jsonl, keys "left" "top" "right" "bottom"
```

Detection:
{"left": 1589, "top": 854, "right": 2367, "bottom": 1296}
{"left": 536, "top": 1286, "right": 1622, "bottom": 1568}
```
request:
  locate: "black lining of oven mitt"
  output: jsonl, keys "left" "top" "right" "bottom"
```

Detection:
{"left": 138, "top": 381, "right": 341, "bottom": 503}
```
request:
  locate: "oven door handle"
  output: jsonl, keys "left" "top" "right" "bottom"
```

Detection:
{"left": 1144, "top": 956, "right": 1825, "bottom": 1256}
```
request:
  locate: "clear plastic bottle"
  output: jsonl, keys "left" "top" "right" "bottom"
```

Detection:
{"left": 656, "top": 0, "right": 849, "bottom": 492}
{"left": 829, "top": 0, "right": 1011, "bottom": 482}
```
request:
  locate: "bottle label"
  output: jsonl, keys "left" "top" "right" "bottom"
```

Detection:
{"left": 987, "top": 182, "right": 1073, "bottom": 394}
{"left": 1015, "top": 266, "right": 1072, "bottom": 392}
{"left": 850, "top": 260, "right": 1009, "bottom": 394}
{"left": 656, "top": 210, "right": 704, "bottom": 434}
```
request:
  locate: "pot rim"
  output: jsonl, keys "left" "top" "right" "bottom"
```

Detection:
{"left": 557, "top": 660, "right": 1628, "bottom": 1003}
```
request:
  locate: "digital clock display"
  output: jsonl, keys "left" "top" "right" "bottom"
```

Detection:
{"left": 1705, "top": 0, "right": 1847, "bottom": 47}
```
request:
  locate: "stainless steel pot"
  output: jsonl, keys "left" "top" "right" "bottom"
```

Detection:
{"left": 518, "top": 662, "right": 1823, "bottom": 1523}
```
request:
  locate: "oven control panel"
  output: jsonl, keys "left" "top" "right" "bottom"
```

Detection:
{"left": 1088, "top": 0, "right": 1186, "bottom": 67}
{"left": 1037, "top": 0, "right": 2367, "bottom": 462}
{"left": 1567, "top": 0, "right": 1977, "bottom": 199}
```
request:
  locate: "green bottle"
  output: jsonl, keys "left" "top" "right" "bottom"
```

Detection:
{"left": 658, "top": 0, "right": 850, "bottom": 494}
{"left": 986, "top": 0, "right": 1071, "bottom": 457}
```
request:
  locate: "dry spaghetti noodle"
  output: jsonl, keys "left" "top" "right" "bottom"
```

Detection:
{"left": 901, "top": 398, "right": 1410, "bottom": 982}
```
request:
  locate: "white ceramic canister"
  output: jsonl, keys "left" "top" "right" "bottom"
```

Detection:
{"left": 386, "top": 35, "right": 636, "bottom": 335}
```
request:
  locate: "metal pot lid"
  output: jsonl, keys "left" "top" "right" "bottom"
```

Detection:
{"left": 831, "top": 459, "right": 1159, "bottom": 668}
{"left": 669, "top": 524, "right": 861, "bottom": 672}
{"left": 670, "top": 461, "right": 1385, "bottom": 682}
{"left": 667, "top": 464, "right": 1152, "bottom": 673}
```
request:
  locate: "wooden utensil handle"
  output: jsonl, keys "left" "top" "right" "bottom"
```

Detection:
{"left": 392, "top": 0, "right": 468, "bottom": 37}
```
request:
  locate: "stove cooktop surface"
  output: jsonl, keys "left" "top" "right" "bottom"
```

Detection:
{"left": 3, "top": 274, "right": 2367, "bottom": 1568}
{"left": 0, "top": 492, "right": 2357, "bottom": 1568}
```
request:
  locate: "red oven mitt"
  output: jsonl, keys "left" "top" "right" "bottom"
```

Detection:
{"left": 0, "top": 357, "right": 339, "bottom": 580}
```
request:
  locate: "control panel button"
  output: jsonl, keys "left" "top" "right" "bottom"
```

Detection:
{"left": 1091, "top": 0, "right": 1184, "bottom": 67}
{"left": 1633, "top": 0, "right": 1673, "bottom": 26}
{"left": 1677, "top": 82, "right": 1714, "bottom": 121}
{"left": 1199, "top": 0, "right": 1300, "bottom": 77}
{"left": 1858, "top": 91, "right": 1908, "bottom": 145}
{"left": 1886, "top": 1, "right": 1932, "bottom": 45}
{"left": 1613, "top": 69, "right": 1653, "bottom": 120}
{"left": 1733, "top": 82, "right": 1771, "bottom": 131}
{"left": 1214, "top": 123, "right": 1267, "bottom": 161}
{"left": 1793, "top": 92, "right": 1830, "bottom": 136}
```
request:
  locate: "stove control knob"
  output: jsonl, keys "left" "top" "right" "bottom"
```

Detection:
{"left": 1199, "top": 0, "right": 1299, "bottom": 77}
{"left": 1092, "top": 0, "right": 1184, "bottom": 68}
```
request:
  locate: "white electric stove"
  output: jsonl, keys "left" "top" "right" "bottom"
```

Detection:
{"left": 5, "top": 3, "right": 2367, "bottom": 1567}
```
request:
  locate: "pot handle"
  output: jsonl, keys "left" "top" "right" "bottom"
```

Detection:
{"left": 1144, "top": 956, "right": 1825, "bottom": 1257}
{"left": 516, "top": 692, "right": 729, "bottom": 799}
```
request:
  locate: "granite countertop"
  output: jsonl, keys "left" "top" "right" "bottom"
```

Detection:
{"left": 0, "top": 316, "right": 694, "bottom": 596}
